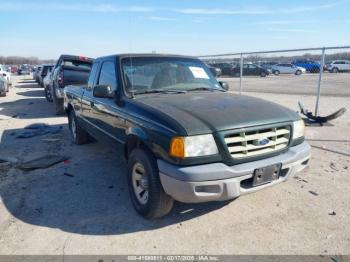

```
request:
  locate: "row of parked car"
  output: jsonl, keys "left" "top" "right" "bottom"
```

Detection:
{"left": 207, "top": 59, "right": 350, "bottom": 77}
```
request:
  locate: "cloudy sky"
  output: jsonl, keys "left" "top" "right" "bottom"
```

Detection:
{"left": 0, "top": 0, "right": 349, "bottom": 59}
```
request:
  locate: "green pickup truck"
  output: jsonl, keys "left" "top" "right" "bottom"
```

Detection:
{"left": 64, "top": 54, "right": 310, "bottom": 218}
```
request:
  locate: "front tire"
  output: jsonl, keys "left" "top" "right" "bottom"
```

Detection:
{"left": 274, "top": 70, "right": 280, "bottom": 75}
{"left": 128, "top": 148, "right": 174, "bottom": 219}
{"left": 295, "top": 70, "right": 302, "bottom": 75}
{"left": 332, "top": 67, "right": 339, "bottom": 73}
{"left": 68, "top": 110, "right": 90, "bottom": 145}
{"left": 260, "top": 72, "right": 267, "bottom": 77}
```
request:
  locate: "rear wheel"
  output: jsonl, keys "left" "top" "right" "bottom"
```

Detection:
{"left": 128, "top": 148, "right": 174, "bottom": 219}
{"left": 44, "top": 85, "right": 53, "bottom": 102}
{"left": 52, "top": 86, "right": 65, "bottom": 115}
{"left": 68, "top": 110, "right": 90, "bottom": 145}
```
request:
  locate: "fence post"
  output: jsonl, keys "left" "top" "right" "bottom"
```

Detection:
{"left": 315, "top": 47, "right": 326, "bottom": 117}
{"left": 239, "top": 53, "right": 243, "bottom": 94}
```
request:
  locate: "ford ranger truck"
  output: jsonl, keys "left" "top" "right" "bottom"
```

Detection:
{"left": 64, "top": 54, "right": 311, "bottom": 219}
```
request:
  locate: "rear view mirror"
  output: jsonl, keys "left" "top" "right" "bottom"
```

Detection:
{"left": 219, "top": 81, "right": 229, "bottom": 91}
{"left": 93, "top": 84, "right": 115, "bottom": 98}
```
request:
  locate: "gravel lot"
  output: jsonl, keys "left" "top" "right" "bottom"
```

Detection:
{"left": 0, "top": 75, "right": 349, "bottom": 255}
{"left": 219, "top": 72, "right": 350, "bottom": 97}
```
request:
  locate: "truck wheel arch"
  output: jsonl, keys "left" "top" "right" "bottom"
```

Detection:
{"left": 125, "top": 128, "right": 152, "bottom": 160}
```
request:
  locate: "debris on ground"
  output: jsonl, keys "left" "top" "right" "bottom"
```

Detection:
{"left": 16, "top": 123, "right": 62, "bottom": 139}
{"left": 330, "top": 162, "right": 338, "bottom": 171}
{"left": 41, "top": 138, "right": 60, "bottom": 142}
{"left": 63, "top": 172, "right": 74, "bottom": 177}
{"left": 18, "top": 155, "right": 69, "bottom": 170}
{"left": 308, "top": 190, "right": 319, "bottom": 196}
{"left": 328, "top": 211, "right": 336, "bottom": 216}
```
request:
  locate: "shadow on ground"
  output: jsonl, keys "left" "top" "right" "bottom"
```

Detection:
{"left": 0, "top": 97, "right": 56, "bottom": 119}
{"left": 16, "top": 89, "right": 45, "bottom": 98}
{"left": 0, "top": 125, "right": 230, "bottom": 236}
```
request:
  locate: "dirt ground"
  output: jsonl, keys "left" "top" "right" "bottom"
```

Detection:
{"left": 0, "top": 75, "right": 349, "bottom": 255}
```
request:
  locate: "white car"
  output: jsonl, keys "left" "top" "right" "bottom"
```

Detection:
{"left": 0, "top": 64, "right": 12, "bottom": 85}
{"left": 328, "top": 60, "right": 350, "bottom": 73}
{"left": 272, "top": 63, "right": 306, "bottom": 75}
{"left": 0, "top": 75, "right": 9, "bottom": 96}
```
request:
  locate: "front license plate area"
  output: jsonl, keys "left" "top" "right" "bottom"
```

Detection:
{"left": 253, "top": 163, "right": 282, "bottom": 187}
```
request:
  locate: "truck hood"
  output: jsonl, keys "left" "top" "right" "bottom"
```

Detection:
{"left": 135, "top": 92, "right": 299, "bottom": 135}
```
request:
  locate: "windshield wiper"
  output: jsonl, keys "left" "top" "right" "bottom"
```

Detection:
{"left": 187, "top": 87, "right": 226, "bottom": 92}
{"left": 133, "top": 89, "right": 187, "bottom": 95}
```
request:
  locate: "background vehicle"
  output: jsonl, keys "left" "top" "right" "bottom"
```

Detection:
{"left": 271, "top": 63, "right": 306, "bottom": 75}
{"left": 33, "top": 66, "right": 42, "bottom": 82}
{"left": 51, "top": 55, "right": 93, "bottom": 114}
{"left": 292, "top": 59, "right": 320, "bottom": 73}
{"left": 43, "top": 68, "right": 54, "bottom": 102}
{"left": 209, "top": 62, "right": 236, "bottom": 75}
{"left": 64, "top": 54, "right": 310, "bottom": 219}
{"left": 0, "top": 65, "right": 12, "bottom": 85}
{"left": 17, "top": 64, "right": 30, "bottom": 75}
{"left": 327, "top": 60, "right": 350, "bottom": 73}
{"left": 206, "top": 64, "right": 222, "bottom": 77}
{"left": 0, "top": 75, "right": 9, "bottom": 96}
{"left": 231, "top": 63, "right": 270, "bottom": 77}
{"left": 10, "top": 66, "right": 18, "bottom": 74}
{"left": 38, "top": 64, "right": 53, "bottom": 87}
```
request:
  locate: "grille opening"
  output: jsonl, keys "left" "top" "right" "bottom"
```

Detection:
{"left": 225, "top": 125, "right": 291, "bottom": 159}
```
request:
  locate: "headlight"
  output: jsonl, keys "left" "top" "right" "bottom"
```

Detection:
{"left": 170, "top": 134, "right": 218, "bottom": 158}
{"left": 293, "top": 120, "right": 305, "bottom": 139}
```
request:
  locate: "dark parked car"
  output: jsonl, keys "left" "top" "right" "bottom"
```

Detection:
{"left": 206, "top": 64, "right": 222, "bottom": 77}
{"left": 64, "top": 54, "right": 310, "bottom": 218}
{"left": 38, "top": 64, "right": 54, "bottom": 87}
{"left": 50, "top": 55, "right": 93, "bottom": 114}
{"left": 231, "top": 63, "right": 270, "bottom": 77}
{"left": 209, "top": 62, "right": 236, "bottom": 76}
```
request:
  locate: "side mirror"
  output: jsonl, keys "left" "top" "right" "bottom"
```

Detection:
{"left": 93, "top": 84, "right": 115, "bottom": 98}
{"left": 219, "top": 81, "right": 229, "bottom": 91}
{"left": 2, "top": 73, "right": 6, "bottom": 77}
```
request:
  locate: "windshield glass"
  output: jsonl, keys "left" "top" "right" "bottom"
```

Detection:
{"left": 121, "top": 57, "right": 222, "bottom": 95}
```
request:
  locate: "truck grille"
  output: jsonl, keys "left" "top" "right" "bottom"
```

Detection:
{"left": 224, "top": 126, "right": 291, "bottom": 159}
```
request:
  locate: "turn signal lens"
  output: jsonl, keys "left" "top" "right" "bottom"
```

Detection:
{"left": 169, "top": 137, "right": 185, "bottom": 158}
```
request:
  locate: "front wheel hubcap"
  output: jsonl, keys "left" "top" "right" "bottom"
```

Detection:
{"left": 132, "top": 162, "right": 149, "bottom": 205}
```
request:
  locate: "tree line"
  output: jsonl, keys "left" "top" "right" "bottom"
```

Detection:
{"left": 0, "top": 56, "right": 55, "bottom": 65}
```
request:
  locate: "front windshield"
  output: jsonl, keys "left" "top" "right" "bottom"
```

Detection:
{"left": 121, "top": 57, "right": 222, "bottom": 95}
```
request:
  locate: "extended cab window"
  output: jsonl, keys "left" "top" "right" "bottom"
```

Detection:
{"left": 98, "top": 61, "right": 117, "bottom": 91}
{"left": 87, "top": 62, "right": 100, "bottom": 90}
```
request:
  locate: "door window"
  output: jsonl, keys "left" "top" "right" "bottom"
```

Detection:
{"left": 98, "top": 61, "right": 117, "bottom": 91}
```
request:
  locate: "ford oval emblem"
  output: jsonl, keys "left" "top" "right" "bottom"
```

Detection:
{"left": 258, "top": 138, "right": 269, "bottom": 145}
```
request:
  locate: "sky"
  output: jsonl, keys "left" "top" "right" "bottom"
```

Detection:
{"left": 0, "top": 0, "right": 349, "bottom": 59}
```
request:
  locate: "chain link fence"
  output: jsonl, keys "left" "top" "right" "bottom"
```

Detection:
{"left": 200, "top": 46, "right": 350, "bottom": 116}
